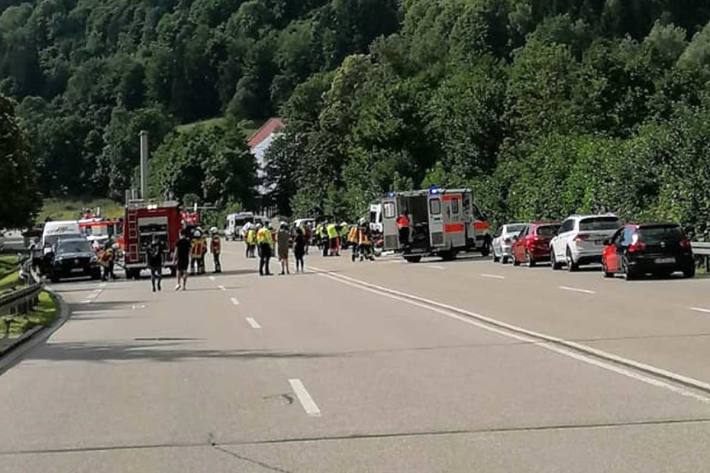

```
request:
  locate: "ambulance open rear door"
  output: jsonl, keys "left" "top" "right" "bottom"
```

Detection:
{"left": 381, "top": 195, "right": 400, "bottom": 251}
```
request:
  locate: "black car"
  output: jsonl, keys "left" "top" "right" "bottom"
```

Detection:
{"left": 50, "top": 238, "right": 101, "bottom": 282}
{"left": 602, "top": 223, "right": 695, "bottom": 279}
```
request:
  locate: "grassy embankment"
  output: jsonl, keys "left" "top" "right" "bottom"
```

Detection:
{"left": 38, "top": 198, "right": 124, "bottom": 222}
{"left": 2, "top": 291, "right": 58, "bottom": 339}
{"left": 0, "top": 255, "right": 20, "bottom": 293}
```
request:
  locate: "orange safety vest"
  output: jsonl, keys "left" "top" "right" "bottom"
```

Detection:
{"left": 396, "top": 214, "right": 410, "bottom": 229}
{"left": 358, "top": 229, "right": 371, "bottom": 246}
{"left": 191, "top": 239, "right": 204, "bottom": 258}
{"left": 210, "top": 236, "right": 221, "bottom": 254}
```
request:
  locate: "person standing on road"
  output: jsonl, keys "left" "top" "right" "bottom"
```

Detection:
{"left": 358, "top": 219, "right": 375, "bottom": 261}
{"left": 277, "top": 222, "right": 291, "bottom": 275}
{"left": 257, "top": 223, "right": 274, "bottom": 276}
{"left": 147, "top": 235, "right": 164, "bottom": 292}
{"left": 174, "top": 230, "right": 191, "bottom": 290}
{"left": 209, "top": 227, "right": 222, "bottom": 273}
{"left": 245, "top": 224, "right": 256, "bottom": 258}
{"left": 347, "top": 223, "right": 359, "bottom": 262}
{"left": 327, "top": 222, "right": 339, "bottom": 256}
{"left": 294, "top": 227, "right": 306, "bottom": 273}
{"left": 396, "top": 210, "right": 411, "bottom": 249}
{"left": 320, "top": 222, "right": 329, "bottom": 257}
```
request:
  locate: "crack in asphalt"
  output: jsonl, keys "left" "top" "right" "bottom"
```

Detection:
{"left": 2, "top": 417, "right": 710, "bottom": 457}
{"left": 213, "top": 445, "right": 293, "bottom": 473}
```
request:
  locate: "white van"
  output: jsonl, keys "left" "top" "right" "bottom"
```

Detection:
{"left": 42, "top": 220, "right": 82, "bottom": 248}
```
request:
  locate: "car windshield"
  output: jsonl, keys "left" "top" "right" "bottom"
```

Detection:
{"left": 579, "top": 217, "right": 620, "bottom": 231}
{"left": 639, "top": 226, "right": 684, "bottom": 243}
{"left": 57, "top": 240, "right": 92, "bottom": 254}
{"left": 536, "top": 225, "right": 558, "bottom": 237}
{"left": 506, "top": 224, "right": 526, "bottom": 234}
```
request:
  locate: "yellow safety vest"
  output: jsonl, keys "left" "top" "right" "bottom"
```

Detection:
{"left": 327, "top": 224, "right": 338, "bottom": 238}
{"left": 257, "top": 228, "right": 273, "bottom": 245}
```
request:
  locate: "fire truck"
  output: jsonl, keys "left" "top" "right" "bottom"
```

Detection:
{"left": 123, "top": 200, "right": 183, "bottom": 279}
{"left": 381, "top": 187, "right": 491, "bottom": 263}
{"left": 79, "top": 218, "right": 122, "bottom": 249}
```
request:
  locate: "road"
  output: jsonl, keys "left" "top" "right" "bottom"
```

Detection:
{"left": 1, "top": 243, "right": 710, "bottom": 472}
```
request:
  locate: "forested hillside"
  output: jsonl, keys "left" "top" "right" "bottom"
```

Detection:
{"left": 0, "top": 0, "right": 399, "bottom": 203}
{"left": 4, "top": 0, "right": 710, "bottom": 234}
{"left": 265, "top": 0, "right": 710, "bottom": 235}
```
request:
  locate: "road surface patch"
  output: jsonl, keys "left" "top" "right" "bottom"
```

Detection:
{"left": 559, "top": 286, "right": 596, "bottom": 295}
{"left": 218, "top": 285, "right": 226, "bottom": 291}
{"left": 230, "top": 297, "right": 240, "bottom": 306}
{"left": 311, "top": 266, "right": 710, "bottom": 404}
{"left": 289, "top": 379, "right": 321, "bottom": 417}
{"left": 245, "top": 317, "right": 261, "bottom": 329}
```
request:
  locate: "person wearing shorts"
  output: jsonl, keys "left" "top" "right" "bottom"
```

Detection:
{"left": 174, "top": 230, "right": 191, "bottom": 290}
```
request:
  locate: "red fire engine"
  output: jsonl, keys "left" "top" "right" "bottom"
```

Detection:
{"left": 123, "top": 200, "right": 183, "bottom": 279}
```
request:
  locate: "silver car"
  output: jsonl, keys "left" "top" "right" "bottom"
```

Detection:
{"left": 491, "top": 223, "right": 526, "bottom": 264}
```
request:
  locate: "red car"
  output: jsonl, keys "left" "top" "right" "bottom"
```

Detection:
{"left": 601, "top": 223, "right": 695, "bottom": 279}
{"left": 512, "top": 222, "right": 560, "bottom": 267}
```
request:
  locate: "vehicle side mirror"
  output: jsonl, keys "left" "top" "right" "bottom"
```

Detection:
{"left": 603, "top": 239, "right": 610, "bottom": 246}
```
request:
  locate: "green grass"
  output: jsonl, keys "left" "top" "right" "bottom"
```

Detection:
{"left": 0, "top": 255, "right": 19, "bottom": 292}
{"left": 38, "top": 198, "right": 124, "bottom": 222}
{"left": 176, "top": 117, "right": 226, "bottom": 133}
{"left": 2, "top": 291, "right": 58, "bottom": 339}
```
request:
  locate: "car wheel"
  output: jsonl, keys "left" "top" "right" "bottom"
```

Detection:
{"left": 404, "top": 255, "right": 422, "bottom": 263}
{"left": 501, "top": 255, "right": 509, "bottom": 265}
{"left": 441, "top": 250, "right": 457, "bottom": 261}
{"left": 566, "top": 249, "right": 579, "bottom": 272}
{"left": 602, "top": 261, "right": 613, "bottom": 278}
{"left": 683, "top": 265, "right": 696, "bottom": 279}
{"left": 492, "top": 247, "right": 500, "bottom": 263}
{"left": 512, "top": 255, "right": 521, "bottom": 267}
{"left": 623, "top": 259, "right": 638, "bottom": 280}
{"left": 551, "top": 250, "right": 562, "bottom": 270}
{"left": 525, "top": 251, "right": 536, "bottom": 268}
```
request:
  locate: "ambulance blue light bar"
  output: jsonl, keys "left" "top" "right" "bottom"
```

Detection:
{"left": 429, "top": 185, "right": 441, "bottom": 195}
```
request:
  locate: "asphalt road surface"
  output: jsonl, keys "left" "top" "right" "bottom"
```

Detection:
{"left": 2, "top": 243, "right": 710, "bottom": 472}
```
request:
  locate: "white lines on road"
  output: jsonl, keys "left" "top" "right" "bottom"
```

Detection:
{"left": 691, "top": 307, "right": 710, "bottom": 314}
{"left": 480, "top": 273, "right": 505, "bottom": 280}
{"left": 559, "top": 286, "right": 596, "bottom": 295}
{"left": 218, "top": 285, "right": 226, "bottom": 291}
{"left": 289, "top": 379, "right": 321, "bottom": 417}
{"left": 230, "top": 297, "right": 240, "bottom": 306}
{"left": 245, "top": 317, "right": 261, "bottom": 329}
{"left": 311, "top": 267, "right": 710, "bottom": 404}
{"left": 425, "top": 265, "right": 446, "bottom": 270}
{"left": 99, "top": 282, "right": 107, "bottom": 289}
{"left": 209, "top": 276, "right": 216, "bottom": 281}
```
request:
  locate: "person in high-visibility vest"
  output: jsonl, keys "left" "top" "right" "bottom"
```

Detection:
{"left": 320, "top": 222, "right": 329, "bottom": 257}
{"left": 347, "top": 224, "right": 359, "bottom": 262}
{"left": 256, "top": 223, "right": 274, "bottom": 276}
{"left": 209, "top": 227, "right": 222, "bottom": 273}
{"left": 357, "top": 218, "right": 374, "bottom": 261}
{"left": 396, "top": 210, "right": 411, "bottom": 249}
{"left": 245, "top": 225, "right": 257, "bottom": 258}
{"left": 327, "top": 222, "right": 339, "bottom": 256}
{"left": 190, "top": 230, "right": 204, "bottom": 275}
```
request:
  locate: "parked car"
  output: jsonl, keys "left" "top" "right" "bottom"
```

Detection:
{"left": 48, "top": 238, "right": 101, "bottom": 283}
{"left": 511, "top": 222, "right": 560, "bottom": 267}
{"left": 491, "top": 223, "right": 526, "bottom": 264}
{"left": 550, "top": 214, "right": 621, "bottom": 271}
{"left": 601, "top": 223, "right": 695, "bottom": 280}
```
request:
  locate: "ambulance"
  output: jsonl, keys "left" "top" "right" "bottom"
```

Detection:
{"left": 381, "top": 187, "right": 491, "bottom": 263}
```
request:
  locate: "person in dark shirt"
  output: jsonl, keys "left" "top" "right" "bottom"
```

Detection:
{"left": 294, "top": 227, "right": 306, "bottom": 273}
{"left": 147, "top": 235, "right": 164, "bottom": 292}
{"left": 174, "top": 230, "right": 192, "bottom": 291}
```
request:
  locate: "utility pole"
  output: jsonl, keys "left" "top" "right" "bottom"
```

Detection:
{"left": 139, "top": 130, "right": 149, "bottom": 199}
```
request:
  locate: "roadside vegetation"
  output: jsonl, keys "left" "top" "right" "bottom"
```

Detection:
{"left": 2, "top": 1, "right": 710, "bottom": 237}
{"left": 2, "top": 292, "right": 58, "bottom": 340}
{"left": 0, "top": 255, "right": 20, "bottom": 293}
{"left": 38, "top": 198, "right": 124, "bottom": 222}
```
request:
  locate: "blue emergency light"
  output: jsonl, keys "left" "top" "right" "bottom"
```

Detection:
{"left": 429, "top": 185, "right": 441, "bottom": 194}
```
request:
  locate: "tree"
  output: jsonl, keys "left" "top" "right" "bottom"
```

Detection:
{"left": 0, "top": 95, "right": 40, "bottom": 227}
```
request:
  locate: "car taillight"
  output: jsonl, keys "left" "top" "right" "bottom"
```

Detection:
{"left": 628, "top": 241, "right": 646, "bottom": 253}
{"left": 680, "top": 239, "right": 692, "bottom": 250}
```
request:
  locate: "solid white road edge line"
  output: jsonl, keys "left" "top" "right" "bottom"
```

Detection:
{"left": 690, "top": 307, "right": 710, "bottom": 314}
{"left": 245, "top": 317, "right": 261, "bottom": 329}
{"left": 289, "top": 379, "right": 321, "bottom": 417}
{"left": 559, "top": 285, "right": 596, "bottom": 295}
{"left": 230, "top": 297, "right": 240, "bottom": 306}
{"left": 310, "top": 266, "right": 710, "bottom": 404}
{"left": 481, "top": 274, "right": 505, "bottom": 280}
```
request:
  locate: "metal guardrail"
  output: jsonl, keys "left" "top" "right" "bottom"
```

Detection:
{"left": 0, "top": 254, "right": 42, "bottom": 335}
{"left": 692, "top": 242, "right": 710, "bottom": 272}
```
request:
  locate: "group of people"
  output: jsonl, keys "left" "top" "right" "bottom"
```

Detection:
{"left": 346, "top": 219, "right": 376, "bottom": 262}
{"left": 251, "top": 222, "right": 307, "bottom": 276}
{"left": 147, "top": 226, "right": 222, "bottom": 292}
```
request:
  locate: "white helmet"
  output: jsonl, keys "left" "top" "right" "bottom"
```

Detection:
{"left": 194, "top": 231, "right": 201, "bottom": 237}
{"left": 210, "top": 227, "right": 218, "bottom": 234}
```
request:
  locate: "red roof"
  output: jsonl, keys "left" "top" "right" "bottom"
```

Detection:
{"left": 248, "top": 118, "right": 284, "bottom": 149}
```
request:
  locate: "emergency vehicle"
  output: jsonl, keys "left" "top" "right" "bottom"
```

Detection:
{"left": 79, "top": 218, "right": 122, "bottom": 248}
{"left": 123, "top": 200, "right": 183, "bottom": 279}
{"left": 381, "top": 187, "right": 491, "bottom": 263}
